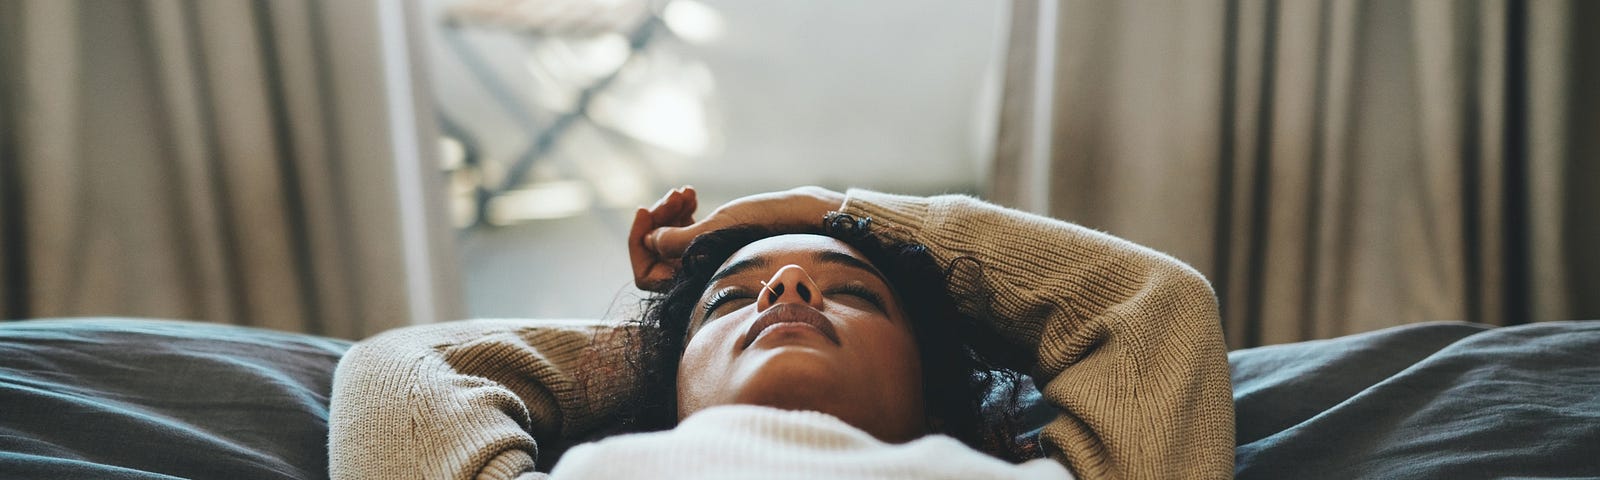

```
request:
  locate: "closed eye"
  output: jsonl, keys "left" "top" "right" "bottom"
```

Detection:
{"left": 701, "top": 287, "right": 754, "bottom": 322}
{"left": 825, "top": 283, "right": 887, "bottom": 312}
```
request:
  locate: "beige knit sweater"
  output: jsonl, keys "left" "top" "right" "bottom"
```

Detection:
{"left": 328, "top": 190, "right": 1233, "bottom": 479}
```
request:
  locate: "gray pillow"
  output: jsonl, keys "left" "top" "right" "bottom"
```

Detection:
{"left": 1230, "top": 320, "right": 1600, "bottom": 479}
{"left": 0, "top": 318, "right": 350, "bottom": 480}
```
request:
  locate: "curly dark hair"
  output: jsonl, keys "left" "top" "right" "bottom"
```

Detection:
{"left": 595, "top": 226, "right": 1038, "bottom": 462}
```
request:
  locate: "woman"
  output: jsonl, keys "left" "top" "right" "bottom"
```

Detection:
{"left": 328, "top": 187, "right": 1233, "bottom": 479}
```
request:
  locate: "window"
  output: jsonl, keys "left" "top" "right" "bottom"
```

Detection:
{"left": 424, "top": 0, "right": 1006, "bottom": 318}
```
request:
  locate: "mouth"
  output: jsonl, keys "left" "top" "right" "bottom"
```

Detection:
{"left": 739, "top": 304, "right": 841, "bottom": 350}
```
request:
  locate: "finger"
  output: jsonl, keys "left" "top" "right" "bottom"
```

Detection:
{"left": 653, "top": 187, "right": 697, "bottom": 227}
{"left": 666, "top": 197, "right": 697, "bottom": 228}
{"left": 628, "top": 208, "right": 657, "bottom": 284}
{"left": 648, "top": 188, "right": 675, "bottom": 212}
{"left": 678, "top": 187, "right": 698, "bottom": 226}
{"left": 657, "top": 187, "right": 688, "bottom": 218}
{"left": 650, "top": 222, "right": 711, "bottom": 259}
{"left": 644, "top": 225, "right": 661, "bottom": 254}
{"left": 643, "top": 257, "right": 680, "bottom": 291}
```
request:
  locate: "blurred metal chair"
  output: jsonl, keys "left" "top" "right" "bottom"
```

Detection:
{"left": 437, "top": 0, "right": 672, "bottom": 228}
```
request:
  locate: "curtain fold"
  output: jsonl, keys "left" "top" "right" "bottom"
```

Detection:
{"left": 993, "top": 0, "right": 1599, "bottom": 347}
{"left": 0, "top": 0, "right": 461, "bottom": 338}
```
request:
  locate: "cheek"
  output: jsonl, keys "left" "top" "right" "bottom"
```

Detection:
{"left": 840, "top": 316, "right": 923, "bottom": 388}
{"left": 675, "top": 317, "right": 743, "bottom": 417}
{"left": 884, "top": 328, "right": 923, "bottom": 378}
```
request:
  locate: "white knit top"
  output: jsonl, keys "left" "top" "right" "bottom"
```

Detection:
{"left": 549, "top": 405, "right": 1073, "bottom": 479}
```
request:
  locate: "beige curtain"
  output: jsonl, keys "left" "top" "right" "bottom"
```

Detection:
{"left": 0, "top": 0, "right": 462, "bottom": 338}
{"left": 992, "top": 0, "right": 1600, "bottom": 348}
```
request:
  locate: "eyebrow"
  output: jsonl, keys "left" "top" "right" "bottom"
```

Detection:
{"left": 813, "top": 250, "right": 890, "bottom": 286}
{"left": 706, "top": 257, "right": 771, "bottom": 286}
{"left": 705, "top": 250, "right": 889, "bottom": 287}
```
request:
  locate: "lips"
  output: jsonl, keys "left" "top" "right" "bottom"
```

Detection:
{"left": 739, "top": 303, "right": 841, "bottom": 350}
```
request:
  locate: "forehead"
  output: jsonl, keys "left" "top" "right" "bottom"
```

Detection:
{"left": 718, "top": 234, "right": 869, "bottom": 274}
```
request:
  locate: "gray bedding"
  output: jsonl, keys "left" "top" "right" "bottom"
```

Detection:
{"left": 0, "top": 317, "right": 1595, "bottom": 479}
{"left": 0, "top": 319, "right": 349, "bottom": 480}
{"left": 1229, "top": 320, "right": 1600, "bottom": 478}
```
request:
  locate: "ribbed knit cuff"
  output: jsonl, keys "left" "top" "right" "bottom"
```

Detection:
{"left": 840, "top": 189, "right": 936, "bottom": 242}
{"left": 481, "top": 449, "right": 539, "bottom": 479}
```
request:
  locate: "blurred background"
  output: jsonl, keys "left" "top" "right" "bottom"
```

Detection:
{"left": 1, "top": 0, "right": 1596, "bottom": 348}
{"left": 425, "top": 0, "right": 1005, "bottom": 322}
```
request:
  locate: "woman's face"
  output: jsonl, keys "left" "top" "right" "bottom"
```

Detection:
{"left": 676, "top": 234, "right": 926, "bottom": 442}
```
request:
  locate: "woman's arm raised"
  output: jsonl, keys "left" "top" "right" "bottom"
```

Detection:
{"left": 640, "top": 187, "right": 1233, "bottom": 479}
{"left": 329, "top": 319, "right": 635, "bottom": 480}
{"left": 841, "top": 189, "right": 1233, "bottom": 479}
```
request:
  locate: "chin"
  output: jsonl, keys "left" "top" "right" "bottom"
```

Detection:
{"left": 728, "top": 346, "right": 846, "bottom": 410}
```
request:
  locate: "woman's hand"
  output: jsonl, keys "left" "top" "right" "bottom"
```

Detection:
{"left": 628, "top": 186, "right": 846, "bottom": 291}
{"left": 629, "top": 186, "right": 699, "bottom": 291}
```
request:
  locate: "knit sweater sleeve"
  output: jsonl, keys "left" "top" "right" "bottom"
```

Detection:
{"left": 840, "top": 189, "right": 1233, "bottom": 480}
{"left": 328, "top": 319, "right": 634, "bottom": 480}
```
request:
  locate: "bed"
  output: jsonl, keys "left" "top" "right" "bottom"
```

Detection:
{"left": 1, "top": 317, "right": 1596, "bottom": 479}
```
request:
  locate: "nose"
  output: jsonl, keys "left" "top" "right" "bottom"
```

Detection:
{"left": 756, "top": 264, "right": 824, "bottom": 311}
